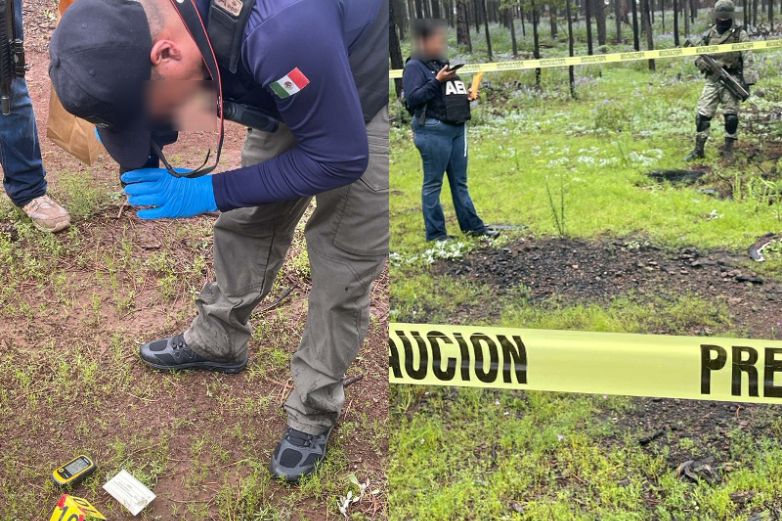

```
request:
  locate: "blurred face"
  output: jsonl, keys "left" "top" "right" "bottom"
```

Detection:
{"left": 146, "top": 20, "right": 207, "bottom": 121}
{"left": 416, "top": 27, "right": 448, "bottom": 59}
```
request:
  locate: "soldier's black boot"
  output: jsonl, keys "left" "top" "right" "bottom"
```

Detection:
{"left": 685, "top": 136, "right": 708, "bottom": 161}
{"left": 139, "top": 334, "right": 247, "bottom": 373}
{"left": 270, "top": 427, "right": 333, "bottom": 483}
{"left": 720, "top": 137, "right": 737, "bottom": 164}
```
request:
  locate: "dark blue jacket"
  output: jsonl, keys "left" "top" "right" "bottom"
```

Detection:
{"left": 192, "top": 0, "right": 386, "bottom": 211}
{"left": 403, "top": 57, "right": 450, "bottom": 123}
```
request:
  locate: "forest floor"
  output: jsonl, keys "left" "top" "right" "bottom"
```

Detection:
{"left": 0, "top": 3, "right": 388, "bottom": 520}
{"left": 390, "top": 17, "right": 782, "bottom": 521}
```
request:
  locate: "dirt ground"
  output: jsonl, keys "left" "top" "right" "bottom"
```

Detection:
{"left": 0, "top": 5, "right": 388, "bottom": 519}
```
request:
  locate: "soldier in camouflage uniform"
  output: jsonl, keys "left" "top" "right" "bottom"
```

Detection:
{"left": 685, "top": 0, "right": 758, "bottom": 163}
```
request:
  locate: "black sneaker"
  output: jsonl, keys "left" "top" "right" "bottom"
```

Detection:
{"left": 139, "top": 334, "right": 247, "bottom": 374}
{"left": 270, "top": 427, "right": 332, "bottom": 483}
{"left": 467, "top": 227, "right": 501, "bottom": 239}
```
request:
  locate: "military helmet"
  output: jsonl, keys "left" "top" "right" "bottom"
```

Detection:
{"left": 714, "top": 0, "right": 736, "bottom": 21}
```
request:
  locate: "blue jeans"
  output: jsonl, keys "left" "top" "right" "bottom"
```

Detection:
{"left": 0, "top": 0, "right": 47, "bottom": 207}
{"left": 413, "top": 118, "right": 485, "bottom": 241}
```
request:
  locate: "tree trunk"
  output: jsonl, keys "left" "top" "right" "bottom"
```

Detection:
{"left": 415, "top": 0, "right": 424, "bottom": 18}
{"left": 742, "top": 0, "right": 748, "bottom": 27}
{"left": 683, "top": 0, "right": 690, "bottom": 36}
{"left": 661, "top": 0, "right": 665, "bottom": 32}
{"left": 566, "top": 0, "right": 576, "bottom": 97}
{"left": 549, "top": 5, "right": 559, "bottom": 38}
{"left": 482, "top": 0, "right": 493, "bottom": 60}
{"left": 642, "top": 0, "right": 655, "bottom": 70}
{"left": 457, "top": 0, "right": 473, "bottom": 50}
{"left": 520, "top": 4, "right": 527, "bottom": 35}
{"left": 532, "top": 0, "right": 542, "bottom": 88}
{"left": 585, "top": 0, "right": 594, "bottom": 53}
{"left": 508, "top": 7, "right": 519, "bottom": 55}
{"left": 473, "top": 0, "right": 481, "bottom": 31}
{"left": 752, "top": 0, "right": 758, "bottom": 27}
{"left": 432, "top": 0, "right": 441, "bottom": 18}
{"left": 630, "top": 0, "right": 640, "bottom": 50}
{"left": 614, "top": 0, "right": 623, "bottom": 42}
{"left": 769, "top": 0, "right": 774, "bottom": 29}
{"left": 390, "top": 0, "right": 405, "bottom": 98}
{"left": 673, "top": 0, "right": 680, "bottom": 45}
{"left": 595, "top": 0, "right": 607, "bottom": 45}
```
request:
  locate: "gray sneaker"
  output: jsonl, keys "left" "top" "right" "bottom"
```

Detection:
{"left": 270, "top": 427, "right": 332, "bottom": 483}
{"left": 22, "top": 195, "right": 71, "bottom": 233}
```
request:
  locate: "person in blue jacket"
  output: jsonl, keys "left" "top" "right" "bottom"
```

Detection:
{"left": 49, "top": 0, "right": 388, "bottom": 482}
{"left": 0, "top": 0, "right": 70, "bottom": 232}
{"left": 403, "top": 19, "right": 497, "bottom": 242}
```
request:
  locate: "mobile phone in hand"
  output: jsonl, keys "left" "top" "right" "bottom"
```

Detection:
{"left": 447, "top": 63, "right": 465, "bottom": 71}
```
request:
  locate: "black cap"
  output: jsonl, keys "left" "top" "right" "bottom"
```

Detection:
{"left": 50, "top": 0, "right": 154, "bottom": 168}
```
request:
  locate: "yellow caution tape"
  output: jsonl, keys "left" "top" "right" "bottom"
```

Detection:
{"left": 389, "top": 39, "right": 782, "bottom": 79}
{"left": 389, "top": 323, "right": 782, "bottom": 403}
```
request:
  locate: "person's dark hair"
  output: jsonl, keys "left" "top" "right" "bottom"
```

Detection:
{"left": 412, "top": 18, "right": 447, "bottom": 40}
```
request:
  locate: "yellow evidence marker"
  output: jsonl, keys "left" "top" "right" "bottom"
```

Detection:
{"left": 49, "top": 494, "right": 106, "bottom": 521}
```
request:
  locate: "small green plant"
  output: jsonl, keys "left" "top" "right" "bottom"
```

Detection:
{"left": 545, "top": 172, "right": 567, "bottom": 238}
{"left": 593, "top": 100, "right": 632, "bottom": 132}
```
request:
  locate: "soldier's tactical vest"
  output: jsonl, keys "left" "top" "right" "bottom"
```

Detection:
{"left": 703, "top": 25, "right": 743, "bottom": 71}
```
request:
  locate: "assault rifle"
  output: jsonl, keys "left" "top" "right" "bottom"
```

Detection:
{"left": 685, "top": 39, "right": 750, "bottom": 102}
{"left": 0, "top": 0, "right": 25, "bottom": 116}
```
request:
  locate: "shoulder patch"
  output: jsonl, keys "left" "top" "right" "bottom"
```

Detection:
{"left": 270, "top": 68, "right": 310, "bottom": 99}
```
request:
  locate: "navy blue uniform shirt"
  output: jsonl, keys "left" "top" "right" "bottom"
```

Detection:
{"left": 191, "top": 0, "right": 385, "bottom": 211}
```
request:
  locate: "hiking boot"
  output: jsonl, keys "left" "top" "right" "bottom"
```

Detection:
{"left": 429, "top": 234, "right": 456, "bottom": 242}
{"left": 720, "top": 137, "right": 737, "bottom": 164}
{"left": 685, "top": 136, "right": 708, "bottom": 162}
{"left": 270, "top": 427, "right": 332, "bottom": 483}
{"left": 22, "top": 195, "right": 70, "bottom": 233}
{"left": 139, "top": 334, "right": 247, "bottom": 373}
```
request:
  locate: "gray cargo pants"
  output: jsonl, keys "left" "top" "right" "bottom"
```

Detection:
{"left": 184, "top": 107, "right": 389, "bottom": 435}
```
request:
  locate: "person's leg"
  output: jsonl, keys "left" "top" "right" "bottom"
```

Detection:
{"left": 140, "top": 125, "right": 309, "bottom": 370}
{"left": 445, "top": 123, "right": 486, "bottom": 234}
{"left": 413, "top": 120, "right": 451, "bottom": 241}
{"left": 686, "top": 81, "right": 720, "bottom": 161}
{"left": 719, "top": 88, "right": 740, "bottom": 163}
{"left": 0, "top": 79, "right": 47, "bottom": 207}
{"left": 283, "top": 107, "right": 389, "bottom": 436}
{"left": 0, "top": 0, "right": 69, "bottom": 232}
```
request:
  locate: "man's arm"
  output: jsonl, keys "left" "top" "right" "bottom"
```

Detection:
{"left": 210, "top": 0, "right": 369, "bottom": 211}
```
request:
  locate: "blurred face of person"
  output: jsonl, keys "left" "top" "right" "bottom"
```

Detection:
{"left": 143, "top": 0, "right": 208, "bottom": 122}
{"left": 416, "top": 26, "right": 448, "bottom": 60}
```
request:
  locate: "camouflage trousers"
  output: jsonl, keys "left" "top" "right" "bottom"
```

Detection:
{"left": 696, "top": 78, "right": 741, "bottom": 139}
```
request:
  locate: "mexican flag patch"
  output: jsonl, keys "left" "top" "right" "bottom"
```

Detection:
{"left": 270, "top": 68, "right": 310, "bottom": 99}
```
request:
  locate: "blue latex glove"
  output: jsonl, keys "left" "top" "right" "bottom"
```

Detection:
{"left": 121, "top": 168, "right": 218, "bottom": 220}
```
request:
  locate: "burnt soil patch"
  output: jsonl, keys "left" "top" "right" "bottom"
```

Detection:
{"left": 434, "top": 236, "right": 782, "bottom": 492}
{"left": 438, "top": 236, "right": 782, "bottom": 338}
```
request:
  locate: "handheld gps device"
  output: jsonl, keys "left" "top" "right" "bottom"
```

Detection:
{"left": 52, "top": 455, "right": 96, "bottom": 487}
